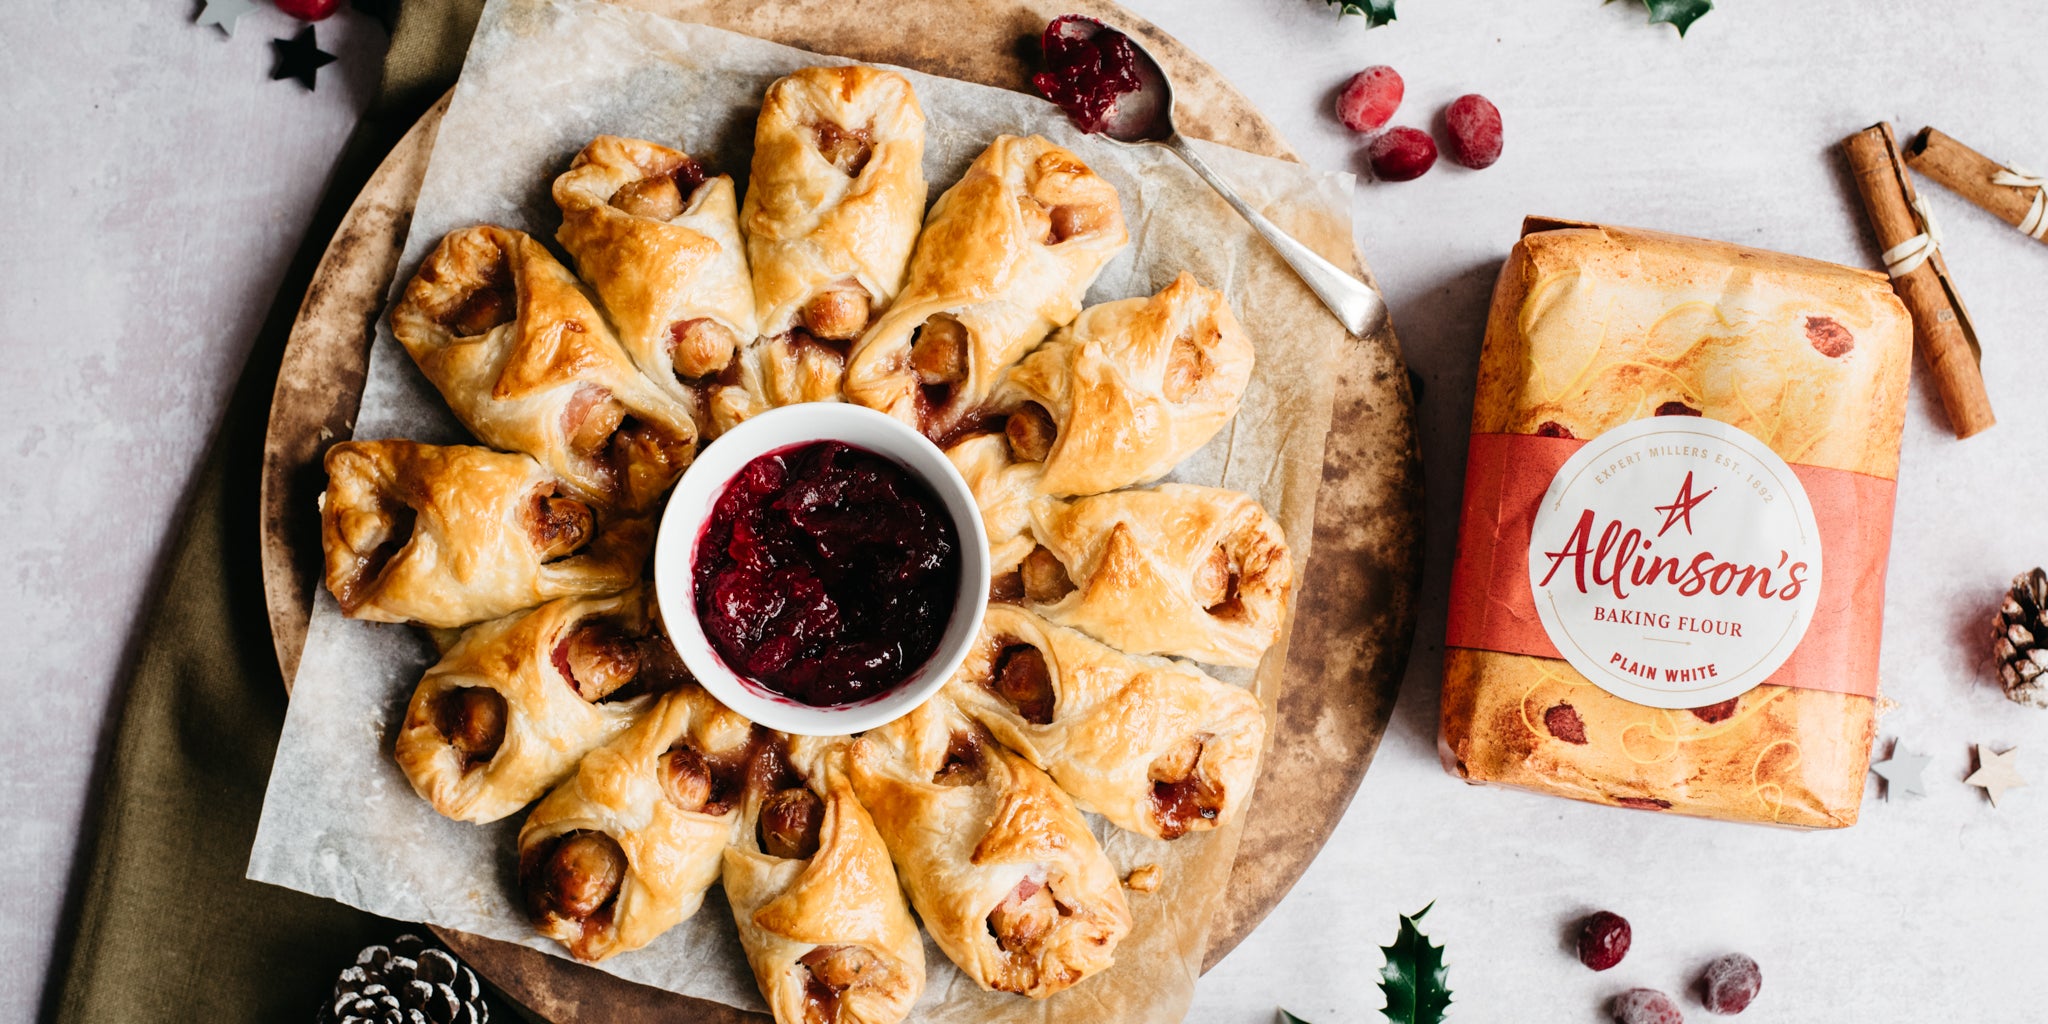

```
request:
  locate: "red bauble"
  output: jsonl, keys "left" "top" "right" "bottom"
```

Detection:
{"left": 276, "top": 0, "right": 344, "bottom": 21}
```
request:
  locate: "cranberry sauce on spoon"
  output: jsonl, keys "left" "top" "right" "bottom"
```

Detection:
{"left": 692, "top": 440, "right": 961, "bottom": 707}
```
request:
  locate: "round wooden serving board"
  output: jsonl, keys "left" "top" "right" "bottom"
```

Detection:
{"left": 258, "top": 0, "right": 1422, "bottom": 1018}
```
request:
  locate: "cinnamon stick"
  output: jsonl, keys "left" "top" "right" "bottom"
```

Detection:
{"left": 1842, "top": 122, "right": 1995, "bottom": 439}
{"left": 1905, "top": 127, "right": 2048, "bottom": 246}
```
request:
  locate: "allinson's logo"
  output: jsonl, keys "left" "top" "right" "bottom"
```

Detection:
{"left": 1526, "top": 419, "right": 1823, "bottom": 710}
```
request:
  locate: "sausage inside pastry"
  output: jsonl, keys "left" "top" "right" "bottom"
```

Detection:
{"left": 724, "top": 735, "right": 924, "bottom": 1024}
{"left": 518, "top": 684, "right": 753, "bottom": 961}
{"left": 395, "top": 587, "right": 682, "bottom": 823}
{"left": 848, "top": 698, "right": 1130, "bottom": 998}
{"left": 993, "top": 485, "right": 1293, "bottom": 668}
{"left": 390, "top": 225, "right": 698, "bottom": 511}
{"left": 945, "top": 606, "right": 1265, "bottom": 840}
{"left": 988, "top": 272, "right": 1254, "bottom": 496}
{"left": 553, "top": 136, "right": 758, "bottom": 432}
{"left": 845, "top": 135, "right": 1127, "bottom": 440}
{"left": 320, "top": 440, "right": 650, "bottom": 628}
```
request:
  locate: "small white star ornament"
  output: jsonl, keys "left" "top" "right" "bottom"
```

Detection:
{"left": 195, "top": 0, "right": 260, "bottom": 36}
{"left": 1964, "top": 745, "right": 2027, "bottom": 807}
{"left": 1869, "top": 744, "right": 1930, "bottom": 799}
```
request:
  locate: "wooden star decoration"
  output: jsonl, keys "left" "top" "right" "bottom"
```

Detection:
{"left": 270, "top": 25, "right": 337, "bottom": 91}
{"left": 1964, "top": 745, "right": 2027, "bottom": 807}
{"left": 195, "top": 0, "right": 259, "bottom": 36}
{"left": 1869, "top": 743, "right": 1930, "bottom": 799}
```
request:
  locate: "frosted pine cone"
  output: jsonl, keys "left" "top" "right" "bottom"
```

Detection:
{"left": 318, "top": 934, "right": 490, "bottom": 1024}
{"left": 1993, "top": 568, "right": 2048, "bottom": 709}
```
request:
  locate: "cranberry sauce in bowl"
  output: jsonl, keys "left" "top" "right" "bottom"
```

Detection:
{"left": 654, "top": 403, "right": 990, "bottom": 736}
{"left": 693, "top": 440, "right": 959, "bottom": 706}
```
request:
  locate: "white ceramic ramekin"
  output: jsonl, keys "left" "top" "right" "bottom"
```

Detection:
{"left": 652, "top": 403, "right": 990, "bottom": 736}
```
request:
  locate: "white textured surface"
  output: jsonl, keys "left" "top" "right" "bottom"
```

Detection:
{"left": 0, "top": 3, "right": 379, "bottom": 1020}
{"left": 5, "top": 0, "right": 2047, "bottom": 1021}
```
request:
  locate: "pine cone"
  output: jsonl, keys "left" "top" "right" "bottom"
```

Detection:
{"left": 1993, "top": 568, "right": 2048, "bottom": 709}
{"left": 318, "top": 934, "right": 491, "bottom": 1024}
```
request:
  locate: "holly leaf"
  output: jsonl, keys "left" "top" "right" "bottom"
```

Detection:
{"left": 1378, "top": 902, "right": 1452, "bottom": 1024}
{"left": 1611, "top": 0, "right": 1714, "bottom": 36}
{"left": 1320, "top": 0, "right": 1397, "bottom": 28}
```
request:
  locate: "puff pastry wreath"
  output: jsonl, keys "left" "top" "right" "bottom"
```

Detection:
{"left": 394, "top": 587, "right": 679, "bottom": 823}
{"left": 849, "top": 698, "right": 1130, "bottom": 998}
{"left": 553, "top": 135, "right": 758, "bottom": 425}
{"left": 320, "top": 439, "right": 650, "bottom": 628}
{"left": 519, "top": 684, "right": 754, "bottom": 962}
{"left": 990, "top": 484, "right": 1293, "bottom": 668}
{"left": 724, "top": 734, "right": 925, "bottom": 1024}
{"left": 845, "top": 134, "right": 1127, "bottom": 440}
{"left": 946, "top": 605, "right": 1265, "bottom": 840}
{"left": 989, "top": 272, "right": 1255, "bottom": 497}
{"left": 391, "top": 225, "right": 698, "bottom": 512}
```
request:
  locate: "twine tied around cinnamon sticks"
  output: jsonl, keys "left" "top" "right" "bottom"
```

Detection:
{"left": 1988, "top": 167, "right": 2047, "bottom": 240}
{"left": 1881, "top": 194, "right": 1943, "bottom": 278}
{"left": 1843, "top": 123, "right": 1995, "bottom": 439}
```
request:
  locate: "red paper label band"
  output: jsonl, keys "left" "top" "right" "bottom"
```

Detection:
{"left": 1445, "top": 432, "right": 1894, "bottom": 700}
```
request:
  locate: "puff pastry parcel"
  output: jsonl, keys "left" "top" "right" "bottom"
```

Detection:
{"left": 946, "top": 606, "right": 1265, "bottom": 840}
{"left": 320, "top": 439, "right": 649, "bottom": 628}
{"left": 724, "top": 735, "right": 924, "bottom": 1024}
{"left": 391, "top": 225, "right": 698, "bottom": 511}
{"left": 744, "top": 65, "right": 927, "bottom": 344}
{"left": 989, "top": 272, "right": 1254, "bottom": 496}
{"left": 519, "top": 684, "right": 754, "bottom": 961}
{"left": 849, "top": 698, "right": 1130, "bottom": 998}
{"left": 553, "top": 135, "right": 758, "bottom": 417}
{"left": 395, "top": 587, "right": 678, "bottom": 823}
{"left": 846, "top": 134, "right": 1127, "bottom": 439}
{"left": 994, "top": 485, "right": 1293, "bottom": 668}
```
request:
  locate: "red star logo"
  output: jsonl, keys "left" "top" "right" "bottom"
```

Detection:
{"left": 1652, "top": 471, "right": 1714, "bottom": 537}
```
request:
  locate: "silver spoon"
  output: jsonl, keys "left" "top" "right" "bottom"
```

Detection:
{"left": 1075, "top": 23, "right": 1388, "bottom": 338}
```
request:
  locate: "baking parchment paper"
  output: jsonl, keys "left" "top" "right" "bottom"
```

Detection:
{"left": 249, "top": 1, "right": 1361, "bottom": 1020}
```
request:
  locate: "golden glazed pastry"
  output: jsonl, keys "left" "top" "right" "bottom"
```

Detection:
{"left": 394, "top": 587, "right": 679, "bottom": 823}
{"left": 1440, "top": 219, "right": 1913, "bottom": 828}
{"left": 553, "top": 136, "right": 758, "bottom": 425}
{"left": 845, "top": 134, "right": 1128, "bottom": 439}
{"left": 390, "top": 225, "right": 698, "bottom": 511}
{"left": 946, "top": 606, "right": 1265, "bottom": 840}
{"left": 519, "top": 684, "right": 754, "bottom": 962}
{"left": 995, "top": 485, "right": 1293, "bottom": 669}
{"left": 320, "top": 440, "right": 649, "bottom": 628}
{"left": 848, "top": 698, "right": 1130, "bottom": 998}
{"left": 723, "top": 735, "right": 924, "bottom": 1024}
{"left": 744, "top": 65, "right": 927, "bottom": 343}
{"left": 988, "top": 272, "right": 1254, "bottom": 496}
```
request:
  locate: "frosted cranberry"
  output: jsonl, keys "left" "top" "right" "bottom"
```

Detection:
{"left": 1612, "top": 988, "right": 1684, "bottom": 1024}
{"left": 1368, "top": 127, "right": 1437, "bottom": 181}
{"left": 1576, "top": 911, "right": 1631, "bottom": 971}
{"left": 1444, "top": 93, "right": 1503, "bottom": 169}
{"left": 1336, "top": 66, "right": 1404, "bottom": 133}
{"left": 1699, "top": 954, "right": 1761, "bottom": 1014}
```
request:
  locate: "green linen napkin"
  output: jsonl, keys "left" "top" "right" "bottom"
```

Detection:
{"left": 47, "top": 3, "right": 487, "bottom": 1020}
